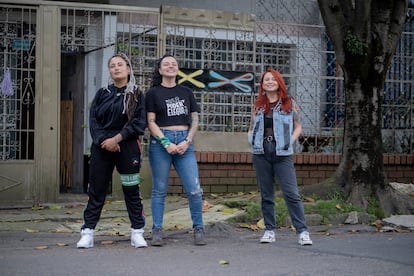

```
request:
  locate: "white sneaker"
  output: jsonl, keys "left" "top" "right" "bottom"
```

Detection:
{"left": 298, "top": 231, "right": 313, "bottom": 246}
{"left": 77, "top": 228, "right": 94, "bottom": 248}
{"left": 131, "top": 228, "right": 148, "bottom": 248}
{"left": 260, "top": 230, "right": 275, "bottom": 243}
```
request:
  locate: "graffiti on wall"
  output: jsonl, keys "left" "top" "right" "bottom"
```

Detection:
{"left": 178, "top": 69, "right": 255, "bottom": 93}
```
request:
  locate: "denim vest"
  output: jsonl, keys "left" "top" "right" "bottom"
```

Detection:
{"left": 248, "top": 108, "right": 294, "bottom": 156}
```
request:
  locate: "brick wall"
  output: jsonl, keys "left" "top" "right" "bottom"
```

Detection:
{"left": 166, "top": 152, "right": 414, "bottom": 194}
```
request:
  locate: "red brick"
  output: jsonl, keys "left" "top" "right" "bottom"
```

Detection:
{"left": 303, "top": 178, "right": 318, "bottom": 185}
{"left": 404, "top": 170, "right": 414, "bottom": 178}
{"left": 210, "top": 186, "right": 229, "bottom": 193}
{"left": 243, "top": 170, "right": 256, "bottom": 177}
{"left": 207, "top": 152, "right": 214, "bottom": 162}
{"left": 198, "top": 170, "right": 211, "bottom": 177}
{"left": 387, "top": 171, "right": 404, "bottom": 178}
{"left": 211, "top": 170, "right": 228, "bottom": 177}
{"left": 213, "top": 152, "right": 220, "bottom": 163}
{"left": 237, "top": 177, "right": 255, "bottom": 185}
{"left": 227, "top": 154, "right": 234, "bottom": 163}
{"left": 294, "top": 154, "right": 301, "bottom": 164}
{"left": 233, "top": 154, "right": 240, "bottom": 163}
{"left": 310, "top": 171, "right": 325, "bottom": 178}
{"left": 220, "top": 164, "right": 235, "bottom": 170}
{"left": 296, "top": 171, "right": 309, "bottom": 178}
{"left": 202, "top": 177, "right": 220, "bottom": 185}
{"left": 220, "top": 178, "right": 237, "bottom": 184}
{"left": 220, "top": 152, "right": 227, "bottom": 163}
{"left": 199, "top": 152, "right": 208, "bottom": 162}
{"left": 309, "top": 154, "right": 316, "bottom": 164}
{"left": 240, "top": 153, "right": 248, "bottom": 163}
{"left": 394, "top": 155, "right": 401, "bottom": 165}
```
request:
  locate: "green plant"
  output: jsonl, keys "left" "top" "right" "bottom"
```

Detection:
{"left": 244, "top": 201, "right": 261, "bottom": 221}
{"left": 327, "top": 189, "right": 344, "bottom": 201}
{"left": 344, "top": 31, "right": 367, "bottom": 56}
{"left": 275, "top": 197, "right": 289, "bottom": 227}
{"left": 366, "top": 196, "right": 385, "bottom": 219}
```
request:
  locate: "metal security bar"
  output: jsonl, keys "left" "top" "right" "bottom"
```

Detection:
{"left": 59, "top": 6, "right": 159, "bottom": 160}
{"left": 253, "top": 0, "right": 413, "bottom": 154}
{"left": 0, "top": 5, "right": 36, "bottom": 160}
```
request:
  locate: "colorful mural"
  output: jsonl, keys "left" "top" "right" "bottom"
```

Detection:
{"left": 178, "top": 69, "right": 255, "bottom": 93}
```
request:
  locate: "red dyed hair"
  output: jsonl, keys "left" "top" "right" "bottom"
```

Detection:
{"left": 254, "top": 68, "right": 292, "bottom": 114}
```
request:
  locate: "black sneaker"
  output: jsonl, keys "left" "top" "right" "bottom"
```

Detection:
{"left": 151, "top": 227, "right": 163, "bottom": 246}
{"left": 194, "top": 227, "right": 206, "bottom": 246}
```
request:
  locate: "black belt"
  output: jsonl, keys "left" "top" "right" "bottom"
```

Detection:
{"left": 264, "top": 136, "right": 274, "bottom": 142}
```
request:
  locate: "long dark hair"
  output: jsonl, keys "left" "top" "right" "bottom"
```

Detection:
{"left": 151, "top": 54, "right": 180, "bottom": 87}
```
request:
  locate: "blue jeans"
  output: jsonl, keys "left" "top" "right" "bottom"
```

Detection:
{"left": 252, "top": 140, "right": 308, "bottom": 234}
{"left": 149, "top": 129, "right": 204, "bottom": 229}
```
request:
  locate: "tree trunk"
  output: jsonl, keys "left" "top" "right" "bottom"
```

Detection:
{"left": 317, "top": 0, "right": 413, "bottom": 215}
{"left": 336, "top": 61, "right": 386, "bottom": 209}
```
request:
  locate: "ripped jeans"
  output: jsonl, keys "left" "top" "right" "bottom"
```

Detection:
{"left": 149, "top": 129, "right": 204, "bottom": 229}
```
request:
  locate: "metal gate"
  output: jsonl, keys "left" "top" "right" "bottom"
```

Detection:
{"left": 0, "top": 4, "right": 37, "bottom": 205}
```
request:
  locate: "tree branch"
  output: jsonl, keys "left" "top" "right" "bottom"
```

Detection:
{"left": 318, "top": 0, "right": 350, "bottom": 64}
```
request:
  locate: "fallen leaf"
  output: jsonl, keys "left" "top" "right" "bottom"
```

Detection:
{"left": 35, "top": 246, "right": 48, "bottom": 250}
{"left": 395, "top": 229, "right": 410, "bottom": 233}
{"left": 56, "top": 243, "right": 68, "bottom": 247}
{"left": 65, "top": 210, "right": 73, "bottom": 215}
{"left": 26, "top": 228, "right": 39, "bottom": 233}
{"left": 219, "top": 260, "right": 230, "bottom": 265}
{"left": 249, "top": 224, "right": 259, "bottom": 231}
{"left": 238, "top": 223, "right": 251, "bottom": 229}
{"left": 101, "top": 240, "right": 114, "bottom": 245}
{"left": 220, "top": 207, "right": 238, "bottom": 215}
{"left": 335, "top": 204, "right": 341, "bottom": 209}
{"left": 371, "top": 220, "right": 383, "bottom": 229}
{"left": 256, "top": 218, "right": 265, "bottom": 229}
{"left": 173, "top": 224, "right": 185, "bottom": 230}
{"left": 48, "top": 205, "right": 62, "bottom": 210}
{"left": 303, "top": 197, "right": 315, "bottom": 203}
{"left": 202, "top": 200, "right": 214, "bottom": 212}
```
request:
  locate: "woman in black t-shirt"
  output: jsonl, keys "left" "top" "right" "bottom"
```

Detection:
{"left": 145, "top": 54, "right": 206, "bottom": 246}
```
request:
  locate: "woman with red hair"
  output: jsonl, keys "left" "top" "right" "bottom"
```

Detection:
{"left": 248, "top": 68, "right": 312, "bottom": 246}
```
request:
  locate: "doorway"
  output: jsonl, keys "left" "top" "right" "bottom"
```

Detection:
{"left": 60, "top": 53, "right": 86, "bottom": 193}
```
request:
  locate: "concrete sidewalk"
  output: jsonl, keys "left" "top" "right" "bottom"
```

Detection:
{"left": 0, "top": 195, "right": 246, "bottom": 235}
{"left": 1, "top": 193, "right": 413, "bottom": 236}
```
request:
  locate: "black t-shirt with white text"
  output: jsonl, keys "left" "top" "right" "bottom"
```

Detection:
{"left": 145, "top": 84, "right": 200, "bottom": 127}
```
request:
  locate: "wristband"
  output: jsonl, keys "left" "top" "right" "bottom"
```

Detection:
{"left": 156, "top": 136, "right": 171, "bottom": 148}
{"left": 185, "top": 138, "right": 191, "bottom": 144}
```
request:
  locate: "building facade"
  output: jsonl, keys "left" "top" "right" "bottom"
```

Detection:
{"left": 0, "top": 0, "right": 413, "bottom": 205}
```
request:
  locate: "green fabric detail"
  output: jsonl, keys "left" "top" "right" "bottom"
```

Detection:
{"left": 120, "top": 173, "right": 140, "bottom": 186}
{"left": 156, "top": 136, "right": 171, "bottom": 148}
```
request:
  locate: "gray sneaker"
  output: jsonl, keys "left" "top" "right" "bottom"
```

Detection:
{"left": 151, "top": 227, "right": 163, "bottom": 246}
{"left": 194, "top": 227, "right": 206, "bottom": 246}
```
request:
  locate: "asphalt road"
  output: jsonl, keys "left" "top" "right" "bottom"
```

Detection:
{"left": 1, "top": 224, "right": 413, "bottom": 276}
